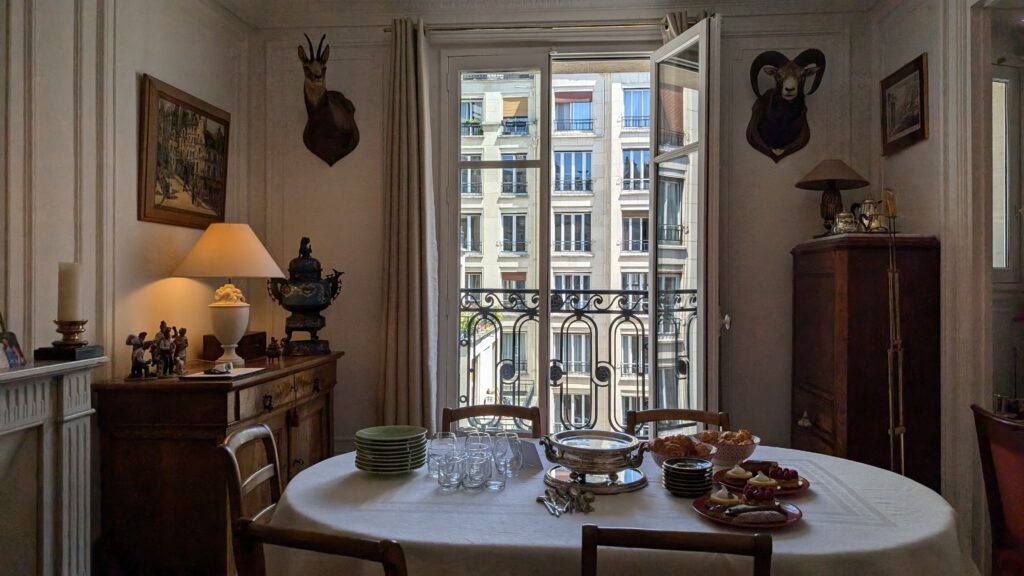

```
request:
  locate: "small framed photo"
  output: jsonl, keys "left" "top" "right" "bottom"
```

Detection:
{"left": 138, "top": 74, "right": 230, "bottom": 229}
{"left": 880, "top": 53, "right": 928, "bottom": 156}
{"left": 0, "top": 314, "right": 26, "bottom": 369}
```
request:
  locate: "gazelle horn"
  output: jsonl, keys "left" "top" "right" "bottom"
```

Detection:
{"left": 316, "top": 34, "right": 326, "bottom": 60}
{"left": 304, "top": 33, "right": 314, "bottom": 59}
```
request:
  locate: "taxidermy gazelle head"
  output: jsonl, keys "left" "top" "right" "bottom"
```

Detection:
{"left": 297, "top": 33, "right": 360, "bottom": 167}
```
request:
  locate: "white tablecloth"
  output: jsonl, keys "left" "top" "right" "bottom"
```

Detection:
{"left": 266, "top": 443, "right": 977, "bottom": 575}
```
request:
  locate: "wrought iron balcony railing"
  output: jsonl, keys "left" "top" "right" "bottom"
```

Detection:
{"left": 658, "top": 224, "right": 683, "bottom": 244}
{"left": 460, "top": 122, "right": 483, "bottom": 136}
{"left": 458, "top": 287, "right": 697, "bottom": 433}
{"left": 460, "top": 181, "right": 482, "bottom": 195}
{"left": 460, "top": 241, "right": 482, "bottom": 253}
{"left": 622, "top": 239, "right": 649, "bottom": 253}
{"left": 622, "top": 178, "right": 650, "bottom": 191}
{"left": 501, "top": 241, "right": 528, "bottom": 253}
{"left": 554, "top": 118, "right": 593, "bottom": 131}
{"left": 623, "top": 115, "right": 650, "bottom": 128}
{"left": 501, "top": 182, "right": 528, "bottom": 196}
{"left": 502, "top": 117, "right": 529, "bottom": 135}
{"left": 553, "top": 179, "right": 593, "bottom": 193}
{"left": 554, "top": 240, "right": 592, "bottom": 252}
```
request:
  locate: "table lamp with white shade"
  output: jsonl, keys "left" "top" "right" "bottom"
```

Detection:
{"left": 173, "top": 223, "right": 284, "bottom": 366}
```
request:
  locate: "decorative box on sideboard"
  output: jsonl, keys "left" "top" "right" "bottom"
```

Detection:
{"left": 791, "top": 235, "right": 940, "bottom": 491}
{"left": 94, "top": 352, "right": 341, "bottom": 575}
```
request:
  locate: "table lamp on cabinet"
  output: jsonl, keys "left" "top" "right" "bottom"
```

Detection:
{"left": 795, "top": 159, "right": 869, "bottom": 236}
{"left": 173, "top": 223, "right": 284, "bottom": 366}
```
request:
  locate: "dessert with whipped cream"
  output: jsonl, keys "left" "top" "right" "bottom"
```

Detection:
{"left": 745, "top": 470, "right": 779, "bottom": 488}
{"left": 724, "top": 464, "right": 753, "bottom": 481}
{"left": 709, "top": 485, "right": 740, "bottom": 507}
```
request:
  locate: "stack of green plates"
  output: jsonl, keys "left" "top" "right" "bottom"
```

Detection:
{"left": 354, "top": 425, "right": 428, "bottom": 474}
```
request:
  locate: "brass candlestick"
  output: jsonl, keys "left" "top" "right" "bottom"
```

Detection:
{"left": 53, "top": 320, "right": 88, "bottom": 347}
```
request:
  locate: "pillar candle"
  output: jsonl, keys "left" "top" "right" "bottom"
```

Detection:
{"left": 57, "top": 262, "right": 81, "bottom": 321}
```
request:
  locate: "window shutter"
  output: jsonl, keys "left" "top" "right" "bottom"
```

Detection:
{"left": 555, "top": 91, "right": 592, "bottom": 103}
{"left": 502, "top": 97, "right": 528, "bottom": 118}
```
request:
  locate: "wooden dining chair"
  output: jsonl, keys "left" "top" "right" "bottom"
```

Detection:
{"left": 972, "top": 405, "right": 1024, "bottom": 575}
{"left": 625, "top": 408, "right": 731, "bottom": 437}
{"left": 581, "top": 525, "right": 772, "bottom": 576}
{"left": 441, "top": 404, "right": 543, "bottom": 438}
{"left": 220, "top": 424, "right": 409, "bottom": 576}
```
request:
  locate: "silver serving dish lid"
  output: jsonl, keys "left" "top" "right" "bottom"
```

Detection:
{"left": 548, "top": 429, "right": 640, "bottom": 452}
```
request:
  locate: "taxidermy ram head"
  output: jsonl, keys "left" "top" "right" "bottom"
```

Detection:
{"left": 745, "top": 49, "right": 826, "bottom": 163}
{"left": 298, "top": 34, "right": 360, "bottom": 166}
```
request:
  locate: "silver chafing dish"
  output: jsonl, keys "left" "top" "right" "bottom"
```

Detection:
{"left": 539, "top": 429, "right": 648, "bottom": 494}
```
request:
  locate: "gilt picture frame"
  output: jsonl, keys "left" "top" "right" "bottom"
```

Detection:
{"left": 138, "top": 74, "right": 230, "bottom": 229}
{"left": 880, "top": 53, "right": 928, "bottom": 156}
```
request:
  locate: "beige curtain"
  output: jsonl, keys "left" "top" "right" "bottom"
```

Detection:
{"left": 380, "top": 18, "right": 438, "bottom": 429}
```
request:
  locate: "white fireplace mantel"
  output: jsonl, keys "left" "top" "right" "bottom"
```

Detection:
{"left": 0, "top": 357, "right": 107, "bottom": 576}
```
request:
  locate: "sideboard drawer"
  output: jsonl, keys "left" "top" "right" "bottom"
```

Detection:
{"left": 793, "top": 385, "right": 836, "bottom": 438}
{"left": 295, "top": 361, "right": 336, "bottom": 401}
{"left": 238, "top": 376, "right": 294, "bottom": 421}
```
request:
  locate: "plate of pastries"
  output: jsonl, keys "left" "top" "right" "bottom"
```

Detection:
{"left": 692, "top": 429, "right": 759, "bottom": 466}
{"left": 647, "top": 434, "right": 716, "bottom": 466}
{"left": 712, "top": 460, "right": 811, "bottom": 496}
{"left": 692, "top": 483, "right": 803, "bottom": 529}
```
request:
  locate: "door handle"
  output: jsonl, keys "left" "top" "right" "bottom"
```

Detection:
{"left": 721, "top": 314, "right": 732, "bottom": 331}
{"left": 797, "top": 411, "right": 812, "bottom": 428}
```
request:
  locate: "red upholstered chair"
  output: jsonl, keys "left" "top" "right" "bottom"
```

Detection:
{"left": 972, "top": 405, "right": 1024, "bottom": 575}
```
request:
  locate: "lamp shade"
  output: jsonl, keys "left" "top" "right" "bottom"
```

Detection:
{"left": 173, "top": 223, "right": 285, "bottom": 279}
{"left": 795, "top": 159, "right": 869, "bottom": 191}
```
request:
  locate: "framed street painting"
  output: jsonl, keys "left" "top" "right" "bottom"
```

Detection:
{"left": 138, "top": 74, "right": 230, "bottom": 229}
{"left": 0, "top": 312, "right": 26, "bottom": 369}
{"left": 880, "top": 53, "right": 928, "bottom": 156}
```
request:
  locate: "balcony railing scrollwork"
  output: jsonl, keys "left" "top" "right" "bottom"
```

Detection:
{"left": 458, "top": 287, "right": 698, "bottom": 434}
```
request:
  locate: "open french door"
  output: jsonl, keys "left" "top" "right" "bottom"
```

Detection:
{"left": 647, "top": 16, "right": 720, "bottom": 435}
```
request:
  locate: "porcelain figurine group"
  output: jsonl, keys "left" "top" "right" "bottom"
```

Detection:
{"left": 125, "top": 321, "right": 188, "bottom": 379}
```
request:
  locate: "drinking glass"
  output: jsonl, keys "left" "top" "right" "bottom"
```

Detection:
{"left": 461, "top": 452, "right": 491, "bottom": 490}
{"left": 496, "top": 432, "right": 523, "bottom": 476}
{"left": 427, "top": 437, "right": 456, "bottom": 478}
{"left": 437, "top": 452, "right": 466, "bottom": 492}
{"left": 465, "top": 432, "right": 491, "bottom": 454}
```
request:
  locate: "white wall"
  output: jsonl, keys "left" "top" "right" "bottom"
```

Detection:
{"left": 248, "top": 27, "right": 389, "bottom": 452}
{"left": 108, "top": 0, "right": 249, "bottom": 376}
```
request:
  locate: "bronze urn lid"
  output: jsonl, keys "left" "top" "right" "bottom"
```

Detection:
{"left": 288, "top": 237, "right": 322, "bottom": 281}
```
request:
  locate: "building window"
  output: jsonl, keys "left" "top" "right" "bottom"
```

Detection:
{"left": 554, "top": 274, "right": 591, "bottom": 310}
{"left": 502, "top": 97, "right": 529, "bottom": 135}
{"left": 657, "top": 274, "right": 681, "bottom": 335}
{"left": 460, "top": 154, "right": 481, "bottom": 195}
{"left": 623, "top": 88, "right": 650, "bottom": 128}
{"left": 620, "top": 334, "right": 643, "bottom": 375}
{"left": 553, "top": 334, "right": 592, "bottom": 374}
{"left": 464, "top": 272, "right": 482, "bottom": 290}
{"left": 460, "top": 214, "right": 481, "bottom": 253}
{"left": 502, "top": 213, "right": 528, "bottom": 253}
{"left": 658, "top": 179, "right": 683, "bottom": 245}
{"left": 502, "top": 153, "right": 528, "bottom": 195}
{"left": 553, "top": 393, "right": 592, "bottom": 431}
{"left": 622, "top": 272, "right": 648, "bottom": 307}
{"left": 460, "top": 100, "right": 483, "bottom": 135}
{"left": 622, "top": 216, "right": 649, "bottom": 253}
{"left": 554, "top": 151, "right": 593, "bottom": 192}
{"left": 501, "top": 332, "right": 528, "bottom": 372}
{"left": 554, "top": 91, "right": 593, "bottom": 131}
{"left": 622, "top": 149, "right": 650, "bottom": 191}
{"left": 502, "top": 272, "right": 527, "bottom": 306}
{"left": 554, "top": 212, "right": 592, "bottom": 252}
{"left": 621, "top": 394, "right": 645, "bottom": 426}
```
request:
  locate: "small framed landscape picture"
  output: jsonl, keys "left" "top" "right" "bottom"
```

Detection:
{"left": 138, "top": 74, "right": 230, "bottom": 229}
{"left": 0, "top": 313, "right": 26, "bottom": 369}
{"left": 880, "top": 53, "right": 928, "bottom": 156}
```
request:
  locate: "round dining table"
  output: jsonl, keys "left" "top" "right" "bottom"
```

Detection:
{"left": 266, "top": 442, "right": 978, "bottom": 576}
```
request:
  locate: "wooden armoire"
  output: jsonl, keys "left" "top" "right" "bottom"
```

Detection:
{"left": 791, "top": 235, "right": 940, "bottom": 491}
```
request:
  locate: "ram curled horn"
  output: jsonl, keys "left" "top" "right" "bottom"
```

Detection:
{"left": 746, "top": 48, "right": 827, "bottom": 162}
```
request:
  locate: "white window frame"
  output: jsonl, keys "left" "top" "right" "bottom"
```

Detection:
{"left": 553, "top": 150, "right": 593, "bottom": 193}
{"left": 501, "top": 213, "right": 529, "bottom": 253}
{"left": 501, "top": 153, "right": 528, "bottom": 196}
{"left": 622, "top": 148, "right": 650, "bottom": 191}
{"left": 553, "top": 212, "right": 592, "bottom": 252}
{"left": 553, "top": 333, "right": 592, "bottom": 374}
{"left": 464, "top": 271, "right": 482, "bottom": 289}
{"left": 459, "top": 214, "right": 481, "bottom": 253}
{"left": 993, "top": 65, "right": 1021, "bottom": 284}
{"left": 622, "top": 216, "right": 649, "bottom": 253}
{"left": 623, "top": 87, "right": 651, "bottom": 129}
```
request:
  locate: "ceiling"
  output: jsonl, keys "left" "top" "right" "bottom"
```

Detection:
{"left": 213, "top": 0, "right": 881, "bottom": 30}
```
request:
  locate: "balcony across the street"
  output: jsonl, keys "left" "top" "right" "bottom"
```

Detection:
{"left": 554, "top": 240, "right": 592, "bottom": 252}
{"left": 622, "top": 178, "right": 650, "bottom": 191}
{"left": 553, "top": 179, "right": 593, "bottom": 193}
{"left": 554, "top": 118, "right": 593, "bottom": 131}
{"left": 501, "top": 182, "right": 528, "bottom": 195}
{"left": 623, "top": 115, "right": 650, "bottom": 128}
{"left": 460, "top": 122, "right": 483, "bottom": 136}
{"left": 502, "top": 117, "right": 529, "bottom": 135}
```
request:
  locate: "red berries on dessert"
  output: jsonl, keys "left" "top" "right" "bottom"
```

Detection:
{"left": 767, "top": 466, "right": 800, "bottom": 487}
{"left": 743, "top": 485, "right": 777, "bottom": 503}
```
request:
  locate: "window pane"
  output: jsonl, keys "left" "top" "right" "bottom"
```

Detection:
{"left": 994, "top": 79, "right": 1009, "bottom": 269}
{"left": 459, "top": 166, "right": 539, "bottom": 432}
{"left": 460, "top": 71, "right": 540, "bottom": 160}
{"left": 658, "top": 39, "right": 700, "bottom": 154}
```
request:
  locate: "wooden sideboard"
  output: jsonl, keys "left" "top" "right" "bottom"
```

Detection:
{"left": 0, "top": 357, "right": 107, "bottom": 576}
{"left": 791, "top": 235, "right": 940, "bottom": 491}
{"left": 95, "top": 352, "right": 341, "bottom": 575}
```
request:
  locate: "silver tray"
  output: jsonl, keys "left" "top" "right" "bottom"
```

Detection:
{"left": 544, "top": 465, "right": 647, "bottom": 495}
{"left": 539, "top": 429, "right": 646, "bottom": 479}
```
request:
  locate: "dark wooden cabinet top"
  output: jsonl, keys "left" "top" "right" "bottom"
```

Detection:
{"left": 791, "top": 233, "right": 939, "bottom": 255}
{"left": 94, "top": 351, "right": 343, "bottom": 393}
